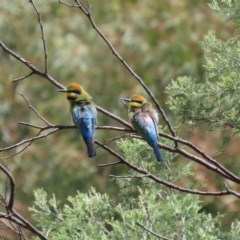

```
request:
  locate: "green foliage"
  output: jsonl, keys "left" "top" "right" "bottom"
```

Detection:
{"left": 166, "top": 1, "right": 240, "bottom": 132}
{"left": 31, "top": 188, "right": 115, "bottom": 240}
{"left": 30, "top": 139, "right": 239, "bottom": 240}
{"left": 210, "top": 0, "right": 240, "bottom": 28}
{"left": 163, "top": 1, "right": 240, "bottom": 228}
{"left": 226, "top": 220, "right": 240, "bottom": 239}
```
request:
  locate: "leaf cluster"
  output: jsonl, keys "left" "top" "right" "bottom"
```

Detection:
{"left": 166, "top": 1, "right": 240, "bottom": 132}
{"left": 30, "top": 139, "right": 239, "bottom": 240}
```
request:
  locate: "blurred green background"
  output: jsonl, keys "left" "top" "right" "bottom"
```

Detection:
{"left": 0, "top": 0, "right": 238, "bottom": 237}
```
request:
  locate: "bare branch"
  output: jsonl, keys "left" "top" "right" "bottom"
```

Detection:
{"left": 18, "top": 121, "right": 47, "bottom": 130}
{"left": 11, "top": 209, "right": 47, "bottom": 240}
{"left": 58, "top": 0, "right": 78, "bottom": 8}
{"left": 95, "top": 140, "right": 240, "bottom": 198}
{"left": 177, "top": 148, "right": 240, "bottom": 184}
{"left": 29, "top": 0, "right": 48, "bottom": 73}
{"left": 0, "top": 164, "right": 15, "bottom": 210}
{"left": 224, "top": 181, "right": 240, "bottom": 198}
{"left": 97, "top": 105, "right": 132, "bottom": 129}
{"left": 0, "top": 164, "right": 47, "bottom": 239}
{"left": 0, "top": 128, "right": 58, "bottom": 159}
{"left": 161, "top": 133, "right": 240, "bottom": 183}
{"left": 131, "top": 134, "right": 240, "bottom": 184}
{"left": 97, "top": 126, "right": 133, "bottom": 133}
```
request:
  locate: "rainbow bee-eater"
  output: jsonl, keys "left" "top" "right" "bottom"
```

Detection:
{"left": 121, "top": 95, "right": 163, "bottom": 161}
{"left": 58, "top": 83, "right": 97, "bottom": 158}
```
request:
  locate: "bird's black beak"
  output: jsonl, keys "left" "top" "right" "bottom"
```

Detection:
{"left": 57, "top": 88, "right": 68, "bottom": 93}
{"left": 121, "top": 98, "right": 131, "bottom": 108}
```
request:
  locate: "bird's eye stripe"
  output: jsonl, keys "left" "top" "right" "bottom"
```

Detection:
{"left": 69, "top": 90, "right": 81, "bottom": 94}
{"left": 132, "top": 100, "right": 142, "bottom": 104}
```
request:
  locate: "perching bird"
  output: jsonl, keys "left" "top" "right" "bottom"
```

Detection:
{"left": 58, "top": 83, "right": 97, "bottom": 158}
{"left": 121, "top": 95, "right": 163, "bottom": 161}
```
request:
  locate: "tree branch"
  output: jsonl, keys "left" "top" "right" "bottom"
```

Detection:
{"left": 0, "top": 163, "right": 47, "bottom": 239}
{"left": 0, "top": 164, "right": 15, "bottom": 210}
{"left": 95, "top": 140, "right": 240, "bottom": 198}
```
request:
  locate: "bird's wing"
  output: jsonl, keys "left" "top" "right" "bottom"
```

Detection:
{"left": 148, "top": 113, "right": 159, "bottom": 140}
{"left": 72, "top": 104, "right": 97, "bottom": 139}
{"left": 134, "top": 112, "right": 159, "bottom": 147}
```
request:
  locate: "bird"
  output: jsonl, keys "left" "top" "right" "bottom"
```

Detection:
{"left": 58, "top": 83, "right": 97, "bottom": 158}
{"left": 121, "top": 94, "right": 163, "bottom": 161}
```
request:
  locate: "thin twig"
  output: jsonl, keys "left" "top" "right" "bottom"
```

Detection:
{"left": 109, "top": 174, "right": 150, "bottom": 179}
{"left": 13, "top": 72, "right": 34, "bottom": 82}
{"left": 224, "top": 181, "right": 240, "bottom": 198}
{"left": 136, "top": 222, "right": 173, "bottom": 240}
{"left": 19, "top": 93, "right": 53, "bottom": 126}
{"left": 104, "top": 133, "right": 134, "bottom": 145}
{"left": 59, "top": 0, "right": 78, "bottom": 8}
{"left": 97, "top": 161, "right": 122, "bottom": 168}
{"left": 29, "top": 0, "right": 48, "bottom": 73}
{"left": 0, "top": 129, "right": 58, "bottom": 156}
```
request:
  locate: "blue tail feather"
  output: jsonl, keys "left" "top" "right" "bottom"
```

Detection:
{"left": 153, "top": 144, "right": 163, "bottom": 162}
{"left": 83, "top": 137, "right": 96, "bottom": 158}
